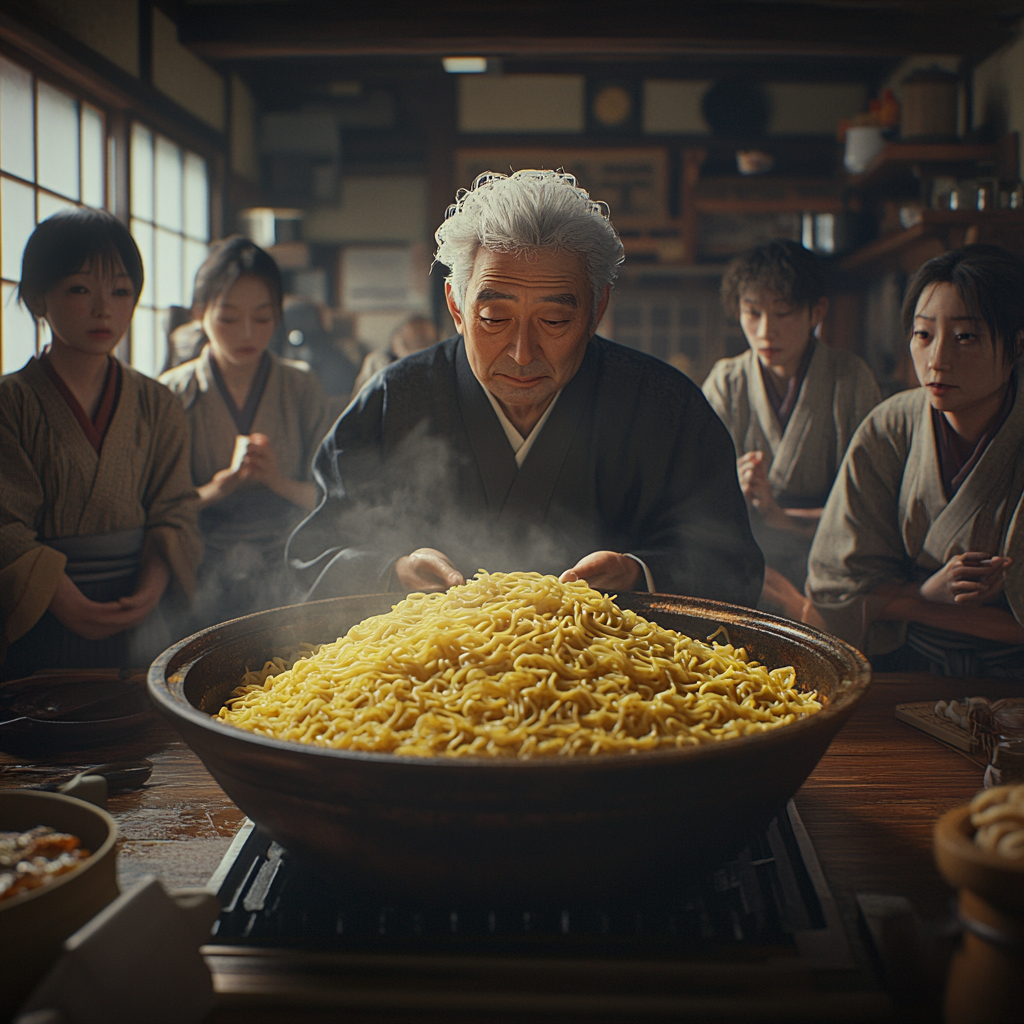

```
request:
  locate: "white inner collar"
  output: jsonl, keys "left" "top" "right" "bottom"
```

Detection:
{"left": 482, "top": 386, "right": 562, "bottom": 468}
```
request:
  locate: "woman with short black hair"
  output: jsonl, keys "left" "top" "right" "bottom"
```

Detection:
{"left": 808, "top": 244, "right": 1024, "bottom": 678}
{"left": 1, "top": 209, "right": 200, "bottom": 677}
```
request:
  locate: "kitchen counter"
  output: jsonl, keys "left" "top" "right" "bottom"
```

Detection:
{"left": 2, "top": 671, "right": 1019, "bottom": 1020}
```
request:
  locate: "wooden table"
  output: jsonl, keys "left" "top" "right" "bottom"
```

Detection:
{"left": 795, "top": 672, "right": 1015, "bottom": 924}
{"left": 2, "top": 671, "right": 1018, "bottom": 1018}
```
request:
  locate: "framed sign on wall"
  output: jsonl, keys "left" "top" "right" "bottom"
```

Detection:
{"left": 340, "top": 245, "right": 430, "bottom": 313}
{"left": 454, "top": 148, "right": 669, "bottom": 228}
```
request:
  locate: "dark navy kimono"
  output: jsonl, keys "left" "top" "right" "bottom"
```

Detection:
{"left": 288, "top": 336, "right": 763, "bottom": 604}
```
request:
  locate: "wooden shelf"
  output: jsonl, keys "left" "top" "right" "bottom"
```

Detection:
{"left": 847, "top": 143, "right": 1001, "bottom": 191}
{"left": 616, "top": 175, "right": 847, "bottom": 265}
{"left": 694, "top": 176, "right": 843, "bottom": 215}
{"left": 840, "top": 209, "right": 1024, "bottom": 274}
{"left": 694, "top": 195, "right": 843, "bottom": 214}
{"left": 618, "top": 223, "right": 688, "bottom": 263}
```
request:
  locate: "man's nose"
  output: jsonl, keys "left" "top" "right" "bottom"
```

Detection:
{"left": 507, "top": 320, "right": 540, "bottom": 365}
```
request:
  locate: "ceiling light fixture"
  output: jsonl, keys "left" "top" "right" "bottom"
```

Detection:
{"left": 443, "top": 56, "right": 487, "bottom": 74}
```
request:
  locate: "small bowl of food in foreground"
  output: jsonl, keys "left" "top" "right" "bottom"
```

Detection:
{"left": 934, "top": 787, "right": 1024, "bottom": 1024}
{"left": 149, "top": 572, "right": 871, "bottom": 898}
{"left": 934, "top": 786, "right": 1024, "bottom": 915}
{"left": 0, "top": 790, "right": 119, "bottom": 1020}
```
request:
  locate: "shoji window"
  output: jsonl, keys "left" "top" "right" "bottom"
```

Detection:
{"left": 129, "top": 123, "right": 210, "bottom": 376}
{"left": 0, "top": 56, "right": 107, "bottom": 373}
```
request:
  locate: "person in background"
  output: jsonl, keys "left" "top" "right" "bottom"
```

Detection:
{"left": 0, "top": 209, "right": 201, "bottom": 678}
{"left": 160, "top": 237, "right": 334, "bottom": 628}
{"left": 350, "top": 315, "right": 439, "bottom": 399}
{"left": 161, "top": 304, "right": 202, "bottom": 372}
{"left": 808, "top": 244, "right": 1024, "bottom": 678}
{"left": 702, "top": 240, "right": 880, "bottom": 617}
{"left": 281, "top": 299, "right": 361, "bottom": 405}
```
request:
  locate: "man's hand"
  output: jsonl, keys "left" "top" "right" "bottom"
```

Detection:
{"left": 48, "top": 553, "right": 171, "bottom": 640}
{"left": 394, "top": 548, "right": 465, "bottom": 592}
{"left": 919, "top": 552, "right": 1011, "bottom": 605}
{"left": 559, "top": 551, "right": 642, "bottom": 591}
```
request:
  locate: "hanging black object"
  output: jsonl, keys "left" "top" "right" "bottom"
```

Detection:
{"left": 701, "top": 78, "right": 772, "bottom": 138}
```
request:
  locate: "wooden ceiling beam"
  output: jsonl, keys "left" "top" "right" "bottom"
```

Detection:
{"left": 177, "top": 2, "right": 1017, "bottom": 61}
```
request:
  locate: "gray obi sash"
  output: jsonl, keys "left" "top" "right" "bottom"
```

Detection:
{"left": 904, "top": 621, "right": 1024, "bottom": 679}
{"left": 46, "top": 529, "right": 145, "bottom": 587}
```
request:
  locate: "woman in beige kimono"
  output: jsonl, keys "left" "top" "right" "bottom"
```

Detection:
{"left": 160, "top": 238, "right": 334, "bottom": 628}
{"left": 808, "top": 244, "right": 1024, "bottom": 678}
{"left": 703, "top": 241, "right": 879, "bottom": 613}
{"left": 1, "top": 209, "right": 200, "bottom": 678}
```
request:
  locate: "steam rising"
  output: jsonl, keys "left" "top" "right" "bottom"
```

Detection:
{"left": 287, "top": 424, "right": 595, "bottom": 599}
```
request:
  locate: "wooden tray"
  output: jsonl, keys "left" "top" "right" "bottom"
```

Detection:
{"left": 895, "top": 702, "right": 980, "bottom": 753}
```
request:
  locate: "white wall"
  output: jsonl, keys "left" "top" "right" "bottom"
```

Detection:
{"left": 644, "top": 80, "right": 711, "bottom": 133}
{"left": 459, "top": 75, "right": 585, "bottom": 133}
{"left": 766, "top": 83, "right": 867, "bottom": 134}
{"left": 30, "top": 0, "right": 139, "bottom": 76}
{"left": 231, "top": 73, "right": 260, "bottom": 182}
{"left": 20, "top": 2, "right": 232, "bottom": 135}
{"left": 152, "top": 8, "right": 225, "bottom": 131}
{"left": 974, "top": 29, "right": 1024, "bottom": 172}
{"left": 304, "top": 176, "right": 428, "bottom": 244}
{"left": 643, "top": 79, "right": 866, "bottom": 135}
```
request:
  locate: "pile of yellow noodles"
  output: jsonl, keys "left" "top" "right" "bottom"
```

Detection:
{"left": 217, "top": 571, "right": 821, "bottom": 758}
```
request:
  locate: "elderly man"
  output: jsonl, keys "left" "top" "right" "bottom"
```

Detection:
{"left": 288, "top": 170, "right": 763, "bottom": 601}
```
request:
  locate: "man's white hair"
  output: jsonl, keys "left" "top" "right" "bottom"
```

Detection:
{"left": 434, "top": 170, "right": 624, "bottom": 325}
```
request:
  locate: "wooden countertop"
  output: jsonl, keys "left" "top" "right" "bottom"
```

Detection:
{"left": 795, "top": 672, "right": 1015, "bottom": 922}
{"left": 2, "top": 670, "right": 1018, "bottom": 1018}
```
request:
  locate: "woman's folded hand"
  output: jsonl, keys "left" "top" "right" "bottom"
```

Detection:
{"left": 919, "top": 552, "right": 1011, "bottom": 605}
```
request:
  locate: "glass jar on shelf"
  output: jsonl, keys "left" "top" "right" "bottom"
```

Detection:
{"left": 948, "top": 180, "right": 977, "bottom": 211}
{"left": 975, "top": 179, "right": 998, "bottom": 212}
{"left": 1001, "top": 182, "right": 1024, "bottom": 210}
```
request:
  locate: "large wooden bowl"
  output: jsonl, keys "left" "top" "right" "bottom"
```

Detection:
{"left": 149, "top": 592, "right": 870, "bottom": 898}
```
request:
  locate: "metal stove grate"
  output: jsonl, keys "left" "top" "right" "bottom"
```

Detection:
{"left": 206, "top": 802, "right": 834, "bottom": 960}
{"left": 199, "top": 803, "right": 883, "bottom": 1021}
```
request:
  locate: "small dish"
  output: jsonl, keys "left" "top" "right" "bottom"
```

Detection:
{"left": 0, "top": 670, "right": 156, "bottom": 753}
{"left": 0, "top": 790, "right": 119, "bottom": 1019}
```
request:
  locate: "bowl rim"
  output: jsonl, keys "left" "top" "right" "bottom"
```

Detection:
{"left": 0, "top": 790, "right": 118, "bottom": 913}
{"left": 934, "top": 802, "right": 1024, "bottom": 876}
{"left": 148, "top": 591, "right": 872, "bottom": 772}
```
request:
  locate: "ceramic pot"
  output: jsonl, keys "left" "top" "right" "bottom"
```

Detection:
{"left": 934, "top": 804, "right": 1024, "bottom": 1024}
{"left": 844, "top": 126, "right": 886, "bottom": 174}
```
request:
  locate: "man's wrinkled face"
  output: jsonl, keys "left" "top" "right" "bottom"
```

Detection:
{"left": 447, "top": 247, "right": 606, "bottom": 419}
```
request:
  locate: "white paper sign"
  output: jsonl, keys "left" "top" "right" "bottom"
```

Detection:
{"left": 342, "top": 246, "right": 420, "bottom": 312}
